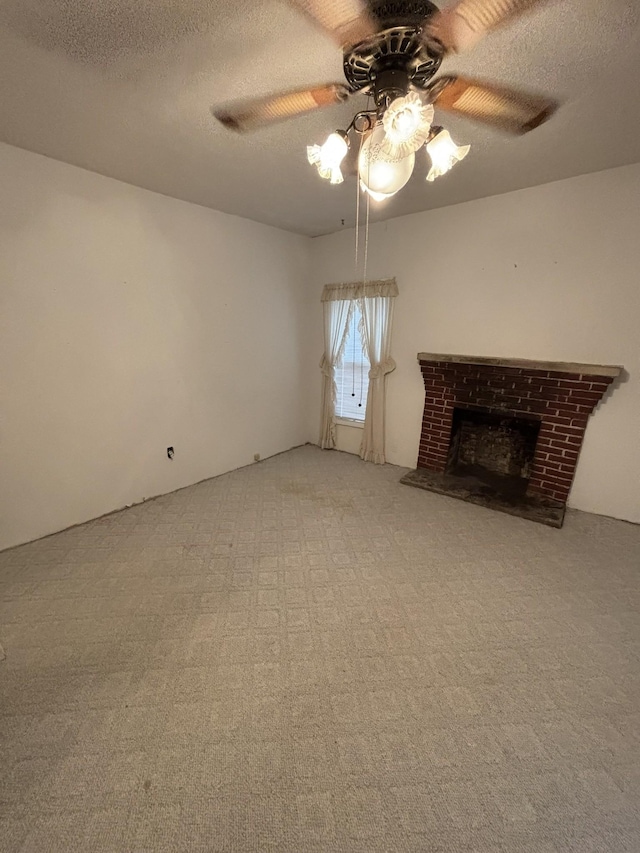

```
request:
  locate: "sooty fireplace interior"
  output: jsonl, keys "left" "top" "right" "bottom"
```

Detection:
{"left": 401, "top": 353, "right": 623, "bottom": 527}
{"left": 447, "top": 408, "right": 541, "bottom": 499}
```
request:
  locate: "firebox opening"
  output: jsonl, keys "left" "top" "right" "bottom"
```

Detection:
{"left": 446, "top": 408, "right": 541, "bottom": 501}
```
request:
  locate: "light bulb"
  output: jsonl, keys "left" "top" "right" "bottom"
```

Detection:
{"left": 394, "top": 108, "right": 419, "bottom": 137}
{"left": 382, "top": 92, "right": 434, "bottom": 158}
{"left": 359, "top": 123, "right": 415, "bottom": 199}
{"left": 426, "top": 128, "right": 470, "bottom": 182}
{"left": 307, "top": 131, "right": 349, "bottom": 184}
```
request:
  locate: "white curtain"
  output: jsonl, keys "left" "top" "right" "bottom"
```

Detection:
{"left": 358, "top": 291, "right": 397, "bottom": 464}
{"left": 319, "top": 298, "right": 353, "bottom": 449}
{"left": 320, "top": 279, "right": 398, "bottom": 458}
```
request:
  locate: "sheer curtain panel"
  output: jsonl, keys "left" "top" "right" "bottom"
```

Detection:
{"left": 319, "top": 294, "right": 353, "bottom": 449}
{"left": 358, "top": 281, "right": 398, "bottom": 464}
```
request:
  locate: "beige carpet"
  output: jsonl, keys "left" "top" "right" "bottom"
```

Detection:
{"left": 1, "top": 445, "right": 639, "bottom": 852}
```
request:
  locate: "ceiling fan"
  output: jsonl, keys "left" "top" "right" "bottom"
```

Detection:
{"left": 212, "top": 0, "right": 560, "bottom": 197}
{"left": 213, "top": 0, "right": 558, "bottom": 134}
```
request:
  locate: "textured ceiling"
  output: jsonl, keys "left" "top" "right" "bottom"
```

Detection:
{"left": 1, "top": 0, "right": 639, "bottom": 236}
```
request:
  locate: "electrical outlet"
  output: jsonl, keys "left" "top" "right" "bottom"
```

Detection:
{"left": 167, "top": 447, "right": 174, "bottom": 460}
{"left": 254, "top": 453, "right": 261, "bottom": 462}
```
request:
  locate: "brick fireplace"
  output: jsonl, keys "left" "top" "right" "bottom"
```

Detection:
{"left": 401, "top": 353, "right": 623, "bottom": 527}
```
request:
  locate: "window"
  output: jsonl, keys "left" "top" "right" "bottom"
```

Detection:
{"left": 335, "top": 302, "right": 370, "bottom": 422}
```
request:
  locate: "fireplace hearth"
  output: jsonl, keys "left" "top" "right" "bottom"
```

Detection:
{"left": 401, "top": 353, "right": 623, "bottom": 527}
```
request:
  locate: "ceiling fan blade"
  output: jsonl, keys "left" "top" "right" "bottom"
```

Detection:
{"left": 427, "top": 0, "right": 551, "bottom": 53}
{"left": 285, "top": 0, "right": 377, "bottom": 48}
{"left": 428, "top": 75, "right": 557, "bottom": 134}
{"left": 213, "top": 84, "right": 351, "bottom": 133}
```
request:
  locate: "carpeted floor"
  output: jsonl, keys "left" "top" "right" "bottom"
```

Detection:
{"left": 1, "top": 445, "right": 639, "bottom": 852}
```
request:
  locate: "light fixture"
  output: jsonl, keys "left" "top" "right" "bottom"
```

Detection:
{"left": 425, "top": 126, "right": 471, "bottom": 182}
{"left": 382, "top": 92, "right": 434, "bottom": 159}
{"left": 358, "top": 122, "right": 415, "bottom": 200}
{"left": 306, "top": 86, "right": 470, "bottom": 198}
{"left": 307, "top": 131, "right": 349, "bottom": 184}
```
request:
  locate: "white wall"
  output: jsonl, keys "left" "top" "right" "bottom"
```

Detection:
{"left": 0, "top": 142, "right": 314, "bottom": 551}
{"left": 2, "top": 147, "right": 638, "bottom": 548}
{"left": 309, "top": 164, "right": 640, "bottom": 524}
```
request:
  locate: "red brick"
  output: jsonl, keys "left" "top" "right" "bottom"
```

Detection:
{"left": 570, "top": 392, "right": 602, "bottom": 405}
{"left": 421, "top": 449, "right": 447, "bottom": 460}
{"left": 541, "top": 480, "right": 570, "bottom": 495}
{"left": 546, "top": 453, "right": 575, "bottom": 467}
{"left": 552, "top": 424, "right": 586, "bottom": 437}
{"left": 548, "top": 403, "right": 593, "bottom": 416}
{"left": 431, "top": 429, "right": 452, "bottom": 439}
{"left": 537, "top": 464, "right": 573, "bottom": 479}
{"left": 419, "top": 443, "right": 440, "bottom": 453}
{"left": 581, "top": 374, "right": 614, "bottom": 384}
{"left": 545, "top": 415, "right": 572, "bottom": 426}
{"left": 555, "top": 380, "right": 594, "bottom": 391}
{"left": 537, "top": 377, "right": 564, "bottom": 389}
{"left": 486, "top": 378, "right": 513, "bottom": 388}
{"left": 546, "top": 436, "right": 581, "bottom": 450}
{"left": 565, "top": 435, "right": 583, "bottom": 446}
{"left": 535, "top": 441, "right": 555, "bottom": 454}
{"left": 562, "top": 448, "right": 580, "bottom": 460}
{"left": 429, "top": 445, "right": 448, "bottom": 454}
{"left": 546, "top": 371, "right": 581, "bottom": 380}
{"left": 557, "top": 463, "right": 577, "bottom": 475}
{"left": 544, "top": 460, "right": 576, "bottom": 475}
{"left": 541, "top": 471, "right": 574, "bottom": 487}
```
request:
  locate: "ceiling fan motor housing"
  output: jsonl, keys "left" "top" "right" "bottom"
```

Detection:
{"left": 343, "top": 15, "right": 443, "bottom": 98}
{"left": 372, "top": 68, "right": 410, "bottom": 107}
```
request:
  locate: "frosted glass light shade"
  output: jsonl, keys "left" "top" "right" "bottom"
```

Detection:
{"left": 359, "top": 181, "right": 392, "bottom": 202}
{"left": 307, "top": 132, "right": 349, "bottom": 184}
{"left": 382, "top": 92, "right": 434, "bottom": 158}
{"left": 359, "top": 123, "right": 415, "bottom": 199}
{"left": 426, "top": 128, "right": 470, "bottom": 182}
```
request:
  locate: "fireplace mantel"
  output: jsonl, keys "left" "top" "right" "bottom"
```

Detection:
{"left": 417, "top": 353, "right": 623, "bottom": 379}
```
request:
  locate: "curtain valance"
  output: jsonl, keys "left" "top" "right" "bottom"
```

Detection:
{"left": 321, "top": 278, "right": 398, "bottom": 302}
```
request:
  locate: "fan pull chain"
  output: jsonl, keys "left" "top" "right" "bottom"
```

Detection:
{"left": 354, "top": 157, "right": 360, "bottom": 268}
{"left": 354, "top": 125, "right": 366, "bottom": 273}
{"left": 353, "top": 118, "right": 370, "bottom": 413}
{"left": 363, "top": 180, "right": 370, "bottom": 285}
{"left": 358, "top": 336, "right": 364, "bottom": 408}
{"left": 359, "top": 188, "right": 371, "bottom": 410}
{"left": 351, "top": 308, "right": 356, "bottom": 398}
